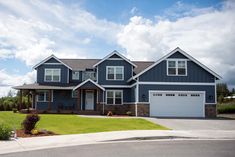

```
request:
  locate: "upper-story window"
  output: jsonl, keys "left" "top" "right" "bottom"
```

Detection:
{"left": 106, "top": 66, "right": 124, "bottom": 80}
{"left": 167, "top": 60, "right": 187, "bottom": 76}
{"left": 72, "top": 71, "right": 80, "bottom": 80}
{"left": 44, "top": 69, "right": 61, "bottom": 82}
{"left": 82, "top": 71, "right": 96, "bottom": 81}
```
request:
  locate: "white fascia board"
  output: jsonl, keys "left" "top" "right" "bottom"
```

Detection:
{"left": 92, "top": 50, "right": 137, "bottom": 68}
{"left": 139, "top": 81, "right": 215, "bottom": 86}
{"left": 33, "top": 54, "right": 72, "bottom": 70}
{"left": 73, "top": 79, "right": 105, "bottom": 91}
{"left": 131, "top": 47, "right": 222, "bottom": 81}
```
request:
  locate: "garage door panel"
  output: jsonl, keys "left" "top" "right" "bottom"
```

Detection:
{"left": 150, "top": 91, "right": 204, "bottom": 117}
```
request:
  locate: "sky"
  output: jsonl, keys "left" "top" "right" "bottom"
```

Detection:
{"left": 0, "top": 0, "right": 235, "bottom": 97}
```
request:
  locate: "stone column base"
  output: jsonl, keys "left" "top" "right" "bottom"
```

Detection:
{"left": 137, "top": 103, "right": 150, "bottom": 117}
{"left": 205, "top": 104, "right": 217, "bottom": 118}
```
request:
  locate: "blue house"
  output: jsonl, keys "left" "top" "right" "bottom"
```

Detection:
{"left": 14, "top": 47, "right": 221, "bottom": 117}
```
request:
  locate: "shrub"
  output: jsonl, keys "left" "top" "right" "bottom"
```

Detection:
{"left": 126, "top": 111, "right": 132, "bottom": 116}
{"left": 107, "top": 111, "right": 113, "bottom": 116}
{"left": 22, "top": 114, "right": 40, "bottom": 134}
{"left": 0, "top": 104, "right": 4, "bottom": 111}
{"left": 217, "top": 104, "right": 235, "bottom": 114}
{"left": 0, "top": 124, "right": 12, "bottom": 140}
{"left": 31, "top": 129, "right": 39, "bottom": 135}
{"left": 12, "top": 108, "right": 17, "bottom": 113}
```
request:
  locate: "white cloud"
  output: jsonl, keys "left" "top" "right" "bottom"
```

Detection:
{"left": 0, "top": 69, "right": 36, "bottom": 97}
{"left": 130, "top": 7, "right": 138, "bottom": 15}
{"left": 117, "top": 1, "right": 235, "bottom": 85}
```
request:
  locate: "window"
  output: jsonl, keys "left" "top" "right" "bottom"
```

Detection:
{"left": 72, "top": 71, "right": 80, "bottom": 80}
{"left": 72, "top": 90, "right": 78, "bottom": 98}
{"left": 167, "top": 60, "right": 187, "bottom": 76}
{"left": 82, "top": 71, "right": 96, "bottom": 81}
{"left": 37, "top": 90, "right": 53, "bottom": 102}
{"left": 166, "top": 94, "right": 175, "bottom": 96}
{"left": 44, "top": 69, "right": 61, "bottom": 82}
{"left": 106, "top": 66, "right": 124, "bottom": 80}
{"left": 106, "top": 90, "right": 123, "bottom": 104}
{"left": 191, "top": 94, "right": 200, "bottom": 97}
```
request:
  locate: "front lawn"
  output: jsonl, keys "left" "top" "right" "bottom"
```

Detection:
{"left": 0, "top": 112, "right": 168, "bottom": 134}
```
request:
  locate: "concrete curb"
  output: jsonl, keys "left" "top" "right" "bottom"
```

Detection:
{"left": 1, "top": 130, "right": 235, "bottom": 155}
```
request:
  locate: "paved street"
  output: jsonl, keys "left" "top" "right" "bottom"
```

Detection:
{"left": 2, "top": 140, "right": 235, "bottom": 157}
{"left": 147, "top": 118, "right": 235, "bottom": 130}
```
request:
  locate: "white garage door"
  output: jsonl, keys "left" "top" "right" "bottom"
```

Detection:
{"left": 149, "top": 91, "right": 205, "bottom": 117}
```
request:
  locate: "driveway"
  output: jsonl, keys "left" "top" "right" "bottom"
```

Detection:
{"left": 146, "top": 118, "right": 235, "bottom": 130}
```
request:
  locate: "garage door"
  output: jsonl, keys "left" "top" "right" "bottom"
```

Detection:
{"left": 149, "top": 91, "right": 205, "bottom": 117}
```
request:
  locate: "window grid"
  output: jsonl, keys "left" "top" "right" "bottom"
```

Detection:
{"left": 106, "top": 66, "right": 124, "bottom": 80}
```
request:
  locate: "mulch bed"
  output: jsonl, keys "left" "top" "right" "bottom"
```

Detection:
{"left": 16, "top": 129, "right": 57, "bottom": 138}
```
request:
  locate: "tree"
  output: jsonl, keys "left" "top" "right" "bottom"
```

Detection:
{"left": 232, "top": 88, "right": 235, "bottom": 95}
{"left": 217, "top": 83, "right": 229, "bottom": 98}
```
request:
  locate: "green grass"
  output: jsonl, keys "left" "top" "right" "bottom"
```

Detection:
{"left": 0, "top": 112, "right": 168, "bottom": 134}
{"left": 217, "top": 101, "right": 235, "bottom": 114}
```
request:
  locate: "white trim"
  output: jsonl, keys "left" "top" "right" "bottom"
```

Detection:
{"left": 106, "top": 66, "right": 124, "bottom": 81}
{"left": 96, "top": 66, "right": 99, "bottom": 83}
{"left": 106, "top": 90, "right": 123, "bottom": 105}
{"left": 93, "top": 50, "right": 137, "bottom": 68}
{"left": 215, "top": 78, "right": 217, "bottom": 104}
{"left": 129, "top": 47, "right": 222, "bottom": 81}
{"left": 33, "top": 54, "right": 72, "bottom": 70}
{"left": 73, "top": 79, "right": 105, "bottom": 91}
{"left": 67, "top": 68, "right": 69, "bottom": 83}
{"left": 135, "top": 78, "right": 139, "bottom": 116}
{"left": 44, "top": 68, "right": 61, "bottom": 82}
{"left": 138, "top": 81, "right": 215, "bottom": 86}
{"left": 148, "top": 90, "right": 206, "bottom": 117}
{"left": 102, "top": 85, "right": 135, "bottom": 88}
{"left": 166, "top": 59, "right": 187, "bottom": 76}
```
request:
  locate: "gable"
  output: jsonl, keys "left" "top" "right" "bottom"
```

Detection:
{"left": 45, "top": 58, "right": 60, "bottom": 63}
{"left": 168, "top": 51, "right": 188, "bottom": 59}
{"left": 129, "top": 47, "right": 221, "bottom": 81}
{"left": 109, "top": 54, "right": 121, "bottom": 59}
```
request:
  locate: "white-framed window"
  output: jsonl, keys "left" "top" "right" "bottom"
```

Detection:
{"left": 106, "top": 90, "right": 123, "bottom": 105}
{"left": 167, "top": 60, "right": 187, "bottom": 76}
{"left": 106, "top": 66, "right": 124, "bottom": 80}
{"left": 72, "top": 90, "right": 78, "bottom": 98}
{"left": 72, "top": 71, "right": 80, "bottom": 80}
{"left": 44, "top": 69, "right": 61, "bottom": 82}
{"left": 37, "top": 90, "right": 53, "bottom": 102}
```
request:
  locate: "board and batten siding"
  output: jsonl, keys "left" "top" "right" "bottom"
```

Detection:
{"left": 138, "top": 84, "right": 215, "bottom": 104}
{"left": 97, "top": 60, "right": 133, "bottom": 85}
{"left": 139, "top": 60, "right": 215, "bottom": 83}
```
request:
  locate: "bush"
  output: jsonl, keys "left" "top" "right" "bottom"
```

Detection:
{"left": 126, "top": 111, "right": 132, "bottom": 116}
{"left": 12, "top": 108, "right": 17, "bottom": 113}
{"left": 22, "top": 114, "right": 40, "bottom": 134}
{"left": 217, "top": 104, "right": 235, "bottom": 114}
{"left": 0, "top": 124, "right": 12, "bottom": 140}
{"left": 107, "top": 111, "right": 113, "bottom": 116}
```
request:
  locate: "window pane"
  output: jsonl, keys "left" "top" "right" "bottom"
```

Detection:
{"left": 168, "top": 61, "right": 176, "bottom": 67}
{"left": 116, "top": 67, "right": 123, "bottom": 74}
{"left": 178, "top": 61, "right": 185, "bottom": 68}
{"left": 108, "top": 67, "right": 114, "bottom": 74}
{"left": 53, "top": 69, "right": 60, "bottom": 75}
{"left": 178, "top": 68, "right": 186, "bottom": 75}
{"left": 168, "top": 68, "right": 176, "bottom": 75}
{"left": 115, "top": 91, "right": 122, "bottom": 98}
{"left": 45, "top": 75, "right": 52, "bottom": 81}
{"left": 53, "top": 75, "right": 59, "bottom": 81}
{"left": 38, "top": 92, "right": 44, "bottom": 101}
{"left": 45, "top": 70, "right": 52, "bottom": 75}
{"left": 115, "top": 98, "right": 122, "bottom": 104}
{"left": 107, "top": 98, "right": 113, "bottom": 104}
{"left": 72, "top": 90, "right": 78, "bottom": 98}
{"left": 116, "top": 74, "right": 123, "bottom": 80}
{"left": 108, "top": 74, "right": 114, "bottom": 79}
{"left": 72, "top": 71, "right": 79, "bottom": 80}
{"left": 107, "top": 91, "right": 113, "bottom": 98}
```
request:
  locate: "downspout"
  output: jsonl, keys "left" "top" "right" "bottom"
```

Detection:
{"left": 135, "top": 78, "right": 139, "bottom": 117}
{"left": 103, "top": 90, "right": 105, "bottom": 115}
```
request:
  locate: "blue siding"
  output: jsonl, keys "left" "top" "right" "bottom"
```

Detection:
{"left": 131, "top": 86, "right": 136, "bottom": 102}
{"left": 168, "top": 51, "right": 188, "bottom": 59}
{"left": 37, "top": 90, "right": 77, "bottom": 111}
{"left": 139, "top": 84, "right": 215, "bottom": 104}
{"left": 110, "top": 54, "right": 121, "bottom": 58}
{"left": 97, "top": 60, "right": 133, "bottom": 85}
{"left": 45, "top": 58, "right": 60, "bottom": 63}
{"left": 139, "top": 60, "right": 215, "bottom": 82}
{"left": 69, "top": 70, "right": 82, "bottom": 84}
{"left": 37, "top": 64, "right": 69, "bottom": 85}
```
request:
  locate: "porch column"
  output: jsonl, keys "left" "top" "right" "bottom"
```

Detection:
{"left": 19, "top": 89, "right": 22, "bottom": 110}
{"left": 96, "top": 88, "right": 99, "bottom": 111}
{"left": 32, "top": 90, "right": 35, "bottom": 109}
{"left": 27, "top": 93, "right": 30, "bottom": 110}
{"left": 48, "top": 89, "right": 52, "bottom": 111}
{"left": 77, "top": 89, "right": 81, "bottom": 111}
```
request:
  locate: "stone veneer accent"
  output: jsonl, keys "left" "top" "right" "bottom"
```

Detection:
{"left": 96, "top": 103, "right": 136, "bottom": 115}
{"left": 137, "top": 103, "right": 149, "bottom": 117}
{"left": 205, "top": 104, "right": 217, "bottom": 118}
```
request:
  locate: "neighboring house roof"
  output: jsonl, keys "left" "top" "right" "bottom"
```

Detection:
{"left": 73, "top": 79, "right": 105, "bottom": 91}
{"left": 128, "top": 47, "right": 222, "bottom": 82}
{"left": 224, "top": 96, "right": 235, "bottom": 99}
{"left": 61, "top": 59, "right": 100, "bottom": 71}
{"left": 13, "top": 83, "right": 75, "bottom": 90}
{"left": 92, "top": 50, "right": 137, "bottom": 68}
{"left": 33, "top": 55, "right": 72, "bottom": 70}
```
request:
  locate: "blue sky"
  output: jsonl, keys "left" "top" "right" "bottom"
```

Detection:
{"left": 0, "top": 0, "right": 234, "bottom": 97}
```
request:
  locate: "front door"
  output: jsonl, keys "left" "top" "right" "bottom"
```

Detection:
{"left": 85, "top": 91, "right": 94, "bottom": 110}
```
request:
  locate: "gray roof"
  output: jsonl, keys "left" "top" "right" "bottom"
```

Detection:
{"left": 60, "top": 59, "right": 154, "bottom": 75}
{"left": 13, "top": 83, "right": 75, "bottom": 90}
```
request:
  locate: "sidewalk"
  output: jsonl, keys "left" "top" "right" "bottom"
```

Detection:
{"left": 1, "top": 130, "right": 235, "bottom": 155}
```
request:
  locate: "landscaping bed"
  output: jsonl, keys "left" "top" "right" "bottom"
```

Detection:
{"left": 16, "top": 129, "right": 57, "bottom": 138}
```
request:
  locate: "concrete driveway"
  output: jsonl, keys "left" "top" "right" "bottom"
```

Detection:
{"left": 146, "top": 118, "right": 235, "bottom": 130}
